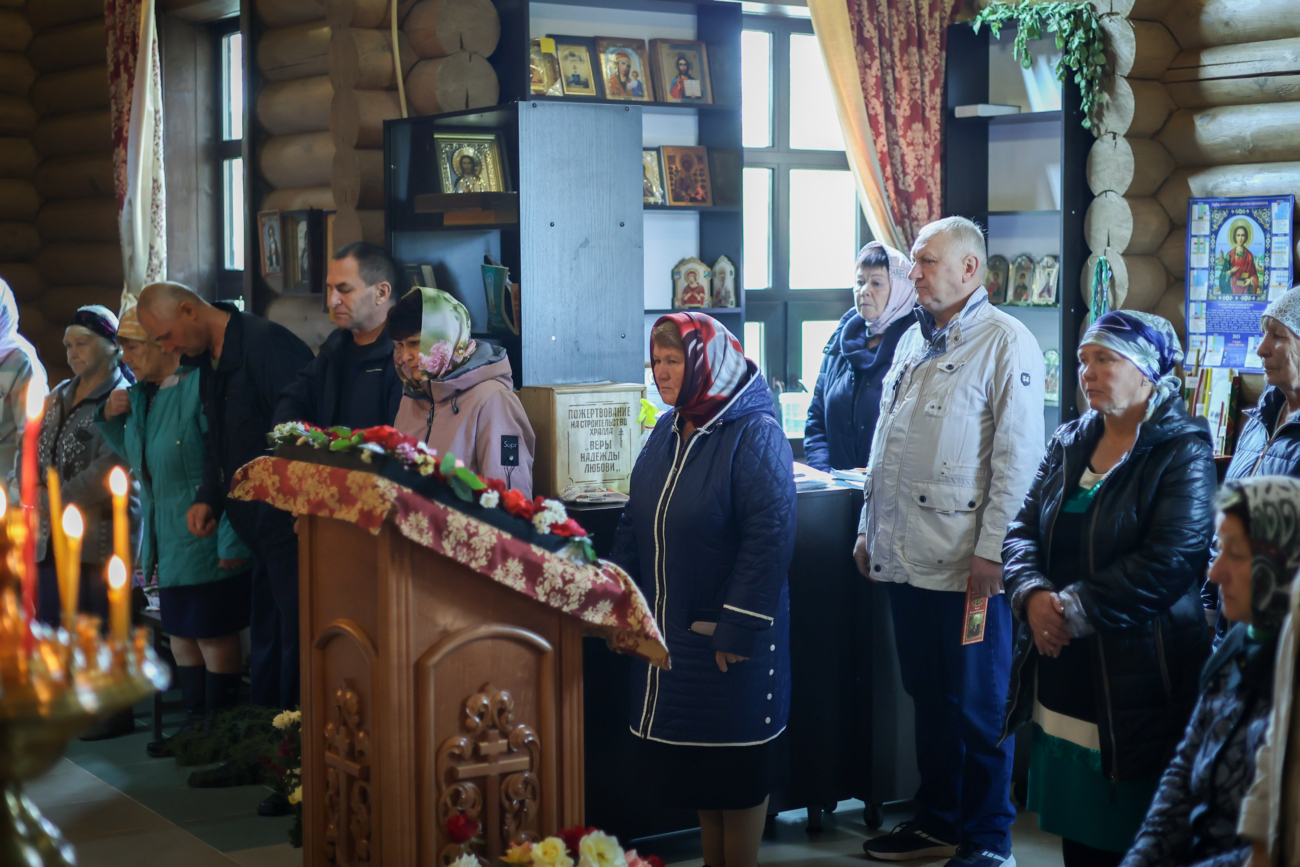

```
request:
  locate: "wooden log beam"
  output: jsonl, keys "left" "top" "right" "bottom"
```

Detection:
{"left": 0, "top": 96, "right": 36, "bottom": 137}
{"left": 27, "top": 0, "right": 102, "bottom": 30}
{"left": 329, "top": 146, "right": 383, "bottom": 209}
{"left": 258, "top": 22, "right": 331, "bottom": 82}
{"left": 36, "top": 198, "right": 117, "bottom": 243}
{"left": 26, "top": 20, "right": 105, "bottom": 74}
{"left": 260, "top": 131, "right": 335, "bottom": 189}
{"left": 0, "top": 138, "right": 38, "bottom": 179}
{"left": 1092, "top": 76, "right": 1175, "bottom": 138}
{"left": 329, "top": 27, "right": 414, "bottom": 89}
{"left": 37, "top": 285, "right": 123, "bottom": 323}
{"left": 29, "top": 64, "right": 110, "bottom": 116}
{"left": 0, "top": 180, "right": 39, "bottom": 221}
{"left": 1158, "top": 162, "right": 1300, "bottom": 224}
{"left": 1163, "top": 37, "right": 1300, "bottom": 84}
{"left": 18, "top": 306, "right": 49, "bottom": 346}
{"left": 0, "top": 262, "right": 41, "bottom": 301}
{"left": 34, "top": 243, "right": 122, "bottom": 288}
{"left": 1102, "top": 18, "right": 1179, "bottom": 80}
{"left": 34, "top": 153, "right": 114, "bottom": 199}
{"left": 405, "top": 52, "right": 499, "bottom": 116}
{"left": 1082, "top": 248, "right": 1168, "bottom": 312}
{"left": 33, "top": 109, "right": 112, "bottom": 157}
{"left": 1090, "top": 0, "right": 1173, "bottom": 19}
{"left": 1166, "top": 74, "right": 1300, "bottom": 109}
{"left": 331, "top": 88, "right": 401, "bottom": 148}
{"left": 1163, "top": 0, "right": 1300, "bottom": 50}
{"left": 257, "top": 0, "right": 325, "bottom": 28}
{"left": 0, "top": 223, "right": 40, "bottom": 261}
{"left": 257, "top": 75, "right": 333, "bottom": 135}
{"left": 1087, "top": 134, "right": 1175, "bottom": 197}
{"left": 0, "top": 53, "right": 36, "bottom": 97}
{"left": 1156, "top": 103, "right": 1300, "bottom": 167}
{"left": 1157, "top": 230, "right": 1185, "bottom": 278}
{"left": 1084, "top": 192, "right": 1172, "bottom": 255}
{"left": 0, "top": 11, "right": 32, "bottom": 52}
{"left": 262, "top": 186, "right": 335, "bottom": 210}
{"left": 1151, "top": 284, "right": 1186, "bottom": 340}
{"left": 403, "top": 0, "right": 500, "bottom": 59}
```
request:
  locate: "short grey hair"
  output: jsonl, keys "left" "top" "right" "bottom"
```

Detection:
{"left": 912, "top": 216, "right": 987, "bottom": 271}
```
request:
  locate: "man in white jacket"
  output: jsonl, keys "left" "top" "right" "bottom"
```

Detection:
{"left": 855, "top": 217, "right": 1045, "bottom": 867}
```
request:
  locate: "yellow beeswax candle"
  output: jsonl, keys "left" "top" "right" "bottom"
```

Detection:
{"left": 60, "top": 505, "right": 82, "bottom": 629}
{"left": 107, "top": 556, "right": 128, "bottom": 643}
{"left": 108, "top": 467, "right": 130, "bottom": 577}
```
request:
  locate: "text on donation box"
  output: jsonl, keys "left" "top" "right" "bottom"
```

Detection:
{"left": 565, "top": 401, "right": 632, "bottom": 485}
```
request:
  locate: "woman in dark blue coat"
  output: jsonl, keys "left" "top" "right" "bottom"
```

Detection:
{"left": 611, "top": 312, "right": 796, "bottom": 867}
{"left": 802, "top": 241, "right": 916, "bottom": 471}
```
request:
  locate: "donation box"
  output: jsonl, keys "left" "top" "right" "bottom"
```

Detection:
{"left": 520, "top": 383, "right": 645, "bottom": 498}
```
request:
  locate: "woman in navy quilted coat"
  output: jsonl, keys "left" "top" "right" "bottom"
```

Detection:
{"left": 611, "top": 312, "right": 796, "bottom": 867}
{"left": 1119, "top": 476, "right": 1300, "bottom": 867}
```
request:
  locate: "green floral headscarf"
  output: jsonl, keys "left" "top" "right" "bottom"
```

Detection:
{"left": 396, "top": 287, "right": 477, "bottom": 388}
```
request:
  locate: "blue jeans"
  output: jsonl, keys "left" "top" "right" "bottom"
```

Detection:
{"left": 887, "top": 582, "right": 1016, "bottom": 854}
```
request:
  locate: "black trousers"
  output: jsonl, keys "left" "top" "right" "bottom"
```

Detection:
{"left": 1062, "top": 838, "right": 1125, "bottom": 867}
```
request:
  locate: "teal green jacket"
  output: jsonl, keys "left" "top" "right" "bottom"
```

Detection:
{"left": 95, "top": 367, "right": 250, "bottom": 588}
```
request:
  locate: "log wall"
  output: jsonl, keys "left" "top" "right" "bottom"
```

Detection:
{"left": 1081, "top": 0, "right": 1300, "bottom": 353}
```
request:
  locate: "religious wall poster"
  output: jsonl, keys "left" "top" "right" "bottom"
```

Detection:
{"left": 1009, "top": 254, "right": 1035, "bottom": 305}
{"left": 642, "top": 149, "right": 665, "bottom": 205}
{"left": 1032, "top": 254, "right": 1060, "bottom": 306}
{"left": 1185, "top": 195, "right": 1295, "bottom": 370}
{"left": 985, "top": 255, "right": 1008, "bottom": 305}
{"left": 673, "top": 256, "right": 712, "bottom": 309}
{"left": 650, "top": 39, "right": 712, "bottom": 104}
{"left": 435, "top": 132, "right": 510, "bottom": 195}
{"left": 258, "top": 210, "right": 282, "bottom": 277}
{"left": 551, "top": 36, "right": 601, "bottom": 98}
{"left": 661, "top": 145, "right": 712, "bottom": 206}
{"left": 595, "top": 37, "right": 653, "bottom": 101}
{"left": 529, "top": 39, "right": 563, "bottom": 96}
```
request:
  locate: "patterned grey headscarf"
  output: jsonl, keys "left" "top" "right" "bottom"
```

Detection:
{"left": 1216, "top": 476, "right": 1300, "bottom": 635}
{"left": 1262, "top": 284, "right": 1300, "bottom": 338}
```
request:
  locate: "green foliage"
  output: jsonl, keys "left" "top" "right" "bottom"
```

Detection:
{"left": 972, "top": 1, "right": 1107, "bottom": 130}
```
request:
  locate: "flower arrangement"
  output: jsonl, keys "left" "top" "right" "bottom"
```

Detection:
{"left": 264, "top": 709, "right": 304, "bottom": 847}
{"left": 267, "top": 422, "right": 595, "bottom": 560}
{"left": 443, "top": 819, "right": 664, "bottom": 867}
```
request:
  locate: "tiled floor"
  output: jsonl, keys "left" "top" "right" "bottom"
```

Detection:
{"left": 25, "top": 698, "right": 1066, "bottom": 867}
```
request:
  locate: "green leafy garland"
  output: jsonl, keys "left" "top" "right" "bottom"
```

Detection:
{"left": 972, "top": 1, "right": 1107, "bottom": 130}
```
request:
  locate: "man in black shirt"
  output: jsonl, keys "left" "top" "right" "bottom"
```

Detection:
{"left": 274, "top": 242, "right": 403, "bottom": 430}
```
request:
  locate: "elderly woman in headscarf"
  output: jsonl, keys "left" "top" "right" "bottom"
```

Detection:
{"left": 0, "top": 278, "right": 47, "bottom": 481}
{"left": 1001, "top": 311, "right": 1216, "bottom": 867}
{"left": 609, "top": 313, "right": 796, "bottom": 867}
{"left": 388, "top": 287, "right": 535, "bottom": 497}
{"left": 27, "top": 304, "right": 138, "bottom": 738}
{"left": 1119, "top": 476, "right": 1300, "bottom": 867}
{"left": 96, "top": 295, "right": 251, "bottom": 758}
{"left": 803, "top": 241, "right": 917, "bottom": 472}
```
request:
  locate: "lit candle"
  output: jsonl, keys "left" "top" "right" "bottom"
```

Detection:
{"left": 106, "top": 556, "right": 127, "bottom": 643}
{"left": 60, "top": 506, "right": 82, "bottom": 629}
{"left": 108, "top": 467, "right": 130, "bottom": 578}
{"left": 20, "top": 382, "right": 43, "bottom": 635}
{"left": 46, "top": 468, "right": 65, "bottom": 599}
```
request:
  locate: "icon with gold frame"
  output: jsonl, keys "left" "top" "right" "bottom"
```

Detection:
{"left": 650, "top": 38, "right": 712, "bottom": 104}
{"left": 984, "top": 254, "right": 1009, "bottom": 305}
{"left": 529, "top": 39, "right": 563, "bottom": 96}
{"left": 673, "top": 257, "right": 712, "bottom": 309}
{"left": 595, "top": 37, "right": 653, "bottom": 101}
{"left": 643, "top": 149, "right": 665, "bottom": 205}
{"left": 553, "top": 36, "right": 599, "bottom": 97}
{"left": 661, "top": 145, "right": 712, "bottom": 206}
{"left": 435, "top": 132, "right": 510, "bottom": 195}
{"left": 1009, "top": 254, "right": 1036, "bottom": 305}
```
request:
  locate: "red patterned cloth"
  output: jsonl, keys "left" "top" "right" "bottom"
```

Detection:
{"left": 847, "top": 0, "right": 962, "bottom": 245}
{"left": 653, "top": 312, "right": 749, "bottom": 428}
{"left": 230, "top": 456, "right": 670, "bottom": 668}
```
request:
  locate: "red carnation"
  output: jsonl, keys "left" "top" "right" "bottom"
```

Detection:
{"left": 446, "top": 813, "right": 480, "bottom": 844}
{"left": 501, "top": 488, "right": 535, "bottom": 519}
{"left": 647, "top": 857, "right": 665, "bottom": 867}
{"left": 359, "top": 425, "right": 416, "bottom": 452}
{"left": 559, "top": 826, "right": 596, "bottom": 856}
{"left": 549, "top": 518, "right": 587, "bottom": 538}
{"left": 484, "top": 477, "right": 507, "bottom": 494}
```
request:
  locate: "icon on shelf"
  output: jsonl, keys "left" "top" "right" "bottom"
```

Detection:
{"left": 713, "top": 256, "right": 736, "bottom": 308}
{"left": 985, "top": 255, "right": 1008, "bottom": 305}
{"left": 596, "top": 37, "right": 654, "bottom": 102}
{"left": 643, "top": 149, "right": 665, "bottom": 205}
{"left": 673, "top": 257, "right": 712, "bottom": 309}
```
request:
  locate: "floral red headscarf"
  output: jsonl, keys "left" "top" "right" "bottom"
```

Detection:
{"left": 653, "top": 312, "right": 750, "bottom": 427}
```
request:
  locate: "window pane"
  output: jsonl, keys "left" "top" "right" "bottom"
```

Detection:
{"left": 789, "top": 169, "right": 856, "bottom": 289}
{"left": 801, "top": 319, "right": 840, "bottom": 392}
{"left": 222, "top": 32, "right": 244, "bottom": 141}
{"left": 223, "top": 157, "right": 245, "bottom": 270}
{"left": 741, "top": 30, "right": 772, "bottom": 149}
{"left": 743, "top": 167, "right": 772, "bottom": 290}
{"left": 743, "top": 320, "right": 766, "bottom": 373}
{"left": 788, "top": 33, "right": 843, "bottom": 151}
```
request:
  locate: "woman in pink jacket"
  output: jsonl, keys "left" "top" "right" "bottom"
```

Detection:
{"left": 389, "top": 287, "right": 535, "bottom": 498}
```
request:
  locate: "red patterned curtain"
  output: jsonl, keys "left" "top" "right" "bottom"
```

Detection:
{"left": 812, "top": 0, "right": 961, "bottom": 248}
{"left": 105, "top": 0, "right": 166, "bottom": 294}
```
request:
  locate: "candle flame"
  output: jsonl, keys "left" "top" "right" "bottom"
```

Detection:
{"left": 0, "top": 487, "right": 7, "bottom": 517}
{"left": 61, "top": 506, "right": 83, "bottom": 539}
{"left": 109, "top": 466, "right": 128, "bottom": 497}
{"left": 107, "top": 556, "right": 126, "bottom": 591}
{"left": 24, "top": 382, "right": 43, "bottom": 421}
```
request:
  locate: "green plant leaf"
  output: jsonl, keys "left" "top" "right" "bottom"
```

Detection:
{"left": 448, "top": 475, "right": 473, "bottom": 502}
{"left": 454, "top": 466, "right": 487, "bottom": 491}
{"left": 439, "top": 452, "right": 457, "bottom": 476}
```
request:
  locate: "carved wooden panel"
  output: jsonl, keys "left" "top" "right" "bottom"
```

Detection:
{"left": 324, "top": 684, "right": 373, "bottom": 865}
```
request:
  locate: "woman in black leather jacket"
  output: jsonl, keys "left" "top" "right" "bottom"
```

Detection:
{"left": 1001, "top": 311, "right": 1214, "bottom": 867}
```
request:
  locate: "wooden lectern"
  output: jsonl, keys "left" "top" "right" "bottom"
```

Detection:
{"left": 231, "top": 455, "right": 666, "bottom": 867}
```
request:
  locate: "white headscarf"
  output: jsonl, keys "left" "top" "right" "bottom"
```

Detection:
{"left": 0, "top": 279, "right": 46, "bottom": 388}
{"left": 857, "top": 242, "right": 918, "bottom": 336}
